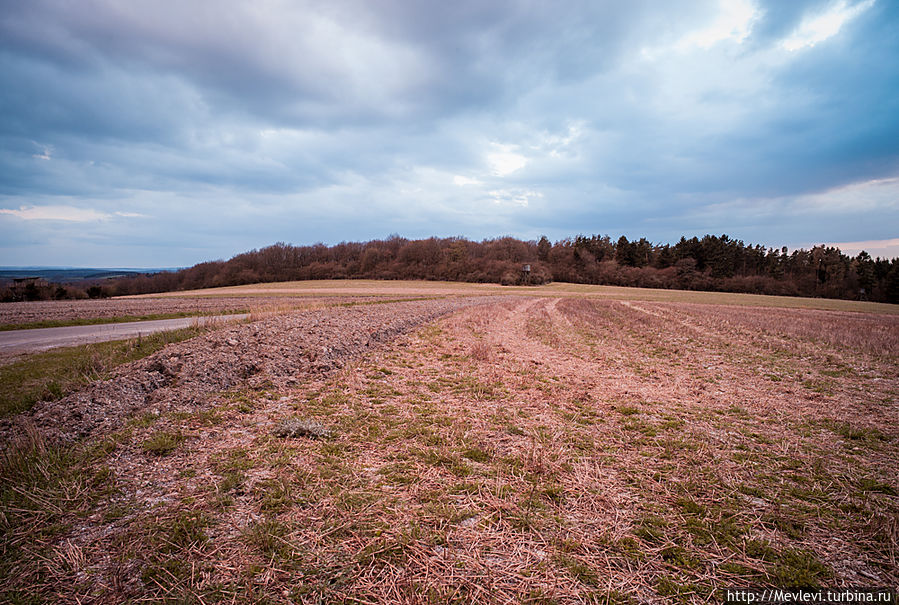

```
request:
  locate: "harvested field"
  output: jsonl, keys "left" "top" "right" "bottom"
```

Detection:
{"left": 1, "top": 295, "right": 897, "bottom": 603}
{"left": 0, "top": 295, "right": 384, "bottom": 327}
{"left": 126, "top": 279, "right": 899, "bottom": 315}
{"left": 0, "top": 297, "right": 501, "bottom": 442}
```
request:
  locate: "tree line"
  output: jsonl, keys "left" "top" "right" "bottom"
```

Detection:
{"left": 5, "top": 234, "right": 899, "bottom": 303}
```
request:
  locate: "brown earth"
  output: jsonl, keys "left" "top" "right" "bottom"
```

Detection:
{"left": 0, "top": 296, "right": 380, "bottom": 326}
{"left": 119, "top": 279, "right": 899, "bottom": 316}
{"left": 0, "top": 297, "right": 502, "bottom": 443}
{"left": 1, "top": 297, "right": 897, "bottom": 603}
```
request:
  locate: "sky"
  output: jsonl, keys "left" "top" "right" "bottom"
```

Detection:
{"left": 1, "top": 0, "right": 898, "bottom": 268}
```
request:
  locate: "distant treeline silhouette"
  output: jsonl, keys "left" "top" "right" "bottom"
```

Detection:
{"left": 5, "top": 234, "right": 899, "bottom": 303}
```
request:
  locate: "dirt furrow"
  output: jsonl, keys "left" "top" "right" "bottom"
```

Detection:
{"left": 1, "top": 296, "right": 897, "bottom": 602}
{"left": 0, "top": 296, "right": 507, "bottom": 444}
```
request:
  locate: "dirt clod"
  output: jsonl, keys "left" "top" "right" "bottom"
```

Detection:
{"left": 272, "top": 417, "right": 332, "bottom": 439}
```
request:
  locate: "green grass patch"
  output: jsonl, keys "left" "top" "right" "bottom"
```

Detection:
{"left": 0, "top": 326, "right": 207, "bottom": 418}
{"left": 554, "top": 553, "right": 599, "bottom": 586}
{"left": 821, "top": 419, "right": 888, "bottom": 444}
{"left": 337, "top": 296, "right": 443, "bottom": 309}
{"left": 211, "top": 447, "right": 254, "bottom": 473}
{"left": 138, "top": 510, "right": 213, "bottom": 590}
{"left": 243, "top": 518, "right": 291, "bottom": 559}
{"left": 0, "top": 428, "right": 116, "bottom": 589}
{"left": 140, "top": 431, "right": 185, "bottom": 456}
{"left": 655, "top": 575, "right": 702, "bottom": 600}
{"left": 461, "top": 446, "right": 491, "bottom": 463}
{"left": 633, "top": 515, "right": 668, "bottom": 543}
{"left": 855, "top": 477, "right": 897, "bottom": 496}
{"left": 660, "top": 545, "right": 702, "bottom": 569}
{"left": 802, "top": 379, "right": 833, "bottom": 395}
{"left": 153, "top": 510, "right": 211, "bottom": 552}
{"left": 770, "top": 548, "right": 831, "bottom": 587}
{"left": 745, "top": 539, "right": 831, "bottom": 587}
{"left": 378, "top": 462, "right": 417, "bottom": 485}
{"left": 253, "top": 476, "right": 294, "bottom": 513}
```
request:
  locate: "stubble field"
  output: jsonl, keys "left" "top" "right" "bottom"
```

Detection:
{"left": 0, "top": 283, "right": 897, "bottom": 603}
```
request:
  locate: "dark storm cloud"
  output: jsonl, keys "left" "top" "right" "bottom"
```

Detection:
{"left": 0, "top": 0, "right": 709, "bottom": 124}
{"left": 749, "top": 0, "right": 825, "bottom": 42}
{"left": 702, "top": 0, "right": 899, "bottom": 196}
{"left": 1, "top": 0, "right": 897, "bottom": 266}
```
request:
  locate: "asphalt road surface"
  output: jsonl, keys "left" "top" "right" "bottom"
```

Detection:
{"left": 0, "top": 314, "right": 247, "bottom": 355}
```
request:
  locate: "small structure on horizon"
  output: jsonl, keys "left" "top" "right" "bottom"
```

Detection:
{"left": 522, "top": 264, "right": 531, "bottom": 285}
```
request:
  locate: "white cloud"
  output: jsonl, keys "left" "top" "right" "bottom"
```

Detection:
{"left": 781, "top": 0, "right": 876, "bottom": 52}
{"left": 792, "top": 176, "right": 899, "bottom": 212}
{"left": 819, "top": 237, "right": 899, "bottom": 258}
{"left": 677, "top": 0, "right": 761, "bottom": 50}
{"left": 487, "top": 144, "right": 528, "bottom": 177}
{"left": 488, "top": 188, "right": 542, "bottom": 207}
{"left": 453, "top": 175, "right": 481, "bottom": 186}
{"left": 686, "top": 177, "right": 899, "bottom": 224}
{"left": 32, "top": 143, "right": 53, "bottom": 160}
{"left": 1, "top": 1, "right": 896, "bottom": 267}
{"left": 0, "top": 205, "right": 110, "bottom": 222}
{"left": 532, "top": 121, "right": 586, "bottom": 159}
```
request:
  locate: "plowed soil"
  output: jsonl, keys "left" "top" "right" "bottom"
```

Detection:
{"left": 1, "top": 296, "right": 897, "bottom": 603}
{"left": 0, "top": 296, "right": 375, "bottom": 326}
{"left": 0, "top": 297, "right": 501, "bottom": 442}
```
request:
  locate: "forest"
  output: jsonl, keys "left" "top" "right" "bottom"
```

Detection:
{"left": 4, "top": 234, "right": 899, "bottom": 304}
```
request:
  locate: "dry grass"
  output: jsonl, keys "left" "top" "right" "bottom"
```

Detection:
{"left": 624, "top": 301, "right": 899, "bottom": 358}
{"left": 125, "top": 279, "right": 899, "bottom": 315}
{"left": 0, "top": 423, "right": 115, "bottom": 597}
{"left": 272, "top": 417, "right": 333, "bottom": 439}
{"left": 0, "top": 325, "right": 209, "bottom": 417}
{"left": 1, "top": 296, "right": 896, "bottom": 603}
{"left": 246, "top": 302, "right": 304, "bottom": 322}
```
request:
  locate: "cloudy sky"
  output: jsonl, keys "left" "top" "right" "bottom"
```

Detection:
{"left": 1, "top": 0, "right": 897, "bottom": 267}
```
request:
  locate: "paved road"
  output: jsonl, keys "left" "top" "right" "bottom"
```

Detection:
{"left": 0, "top": 314, "right": 247, "bottom": 355}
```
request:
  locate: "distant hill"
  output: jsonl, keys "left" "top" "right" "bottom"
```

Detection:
{"left": 100, "top": 235, "right": 899, "bottom": 304}
{"left": 0, "top": 267, "right": 178, "bottom": 283}
{"left": 5, "top": 234, "right": 899, "bottom": 304}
